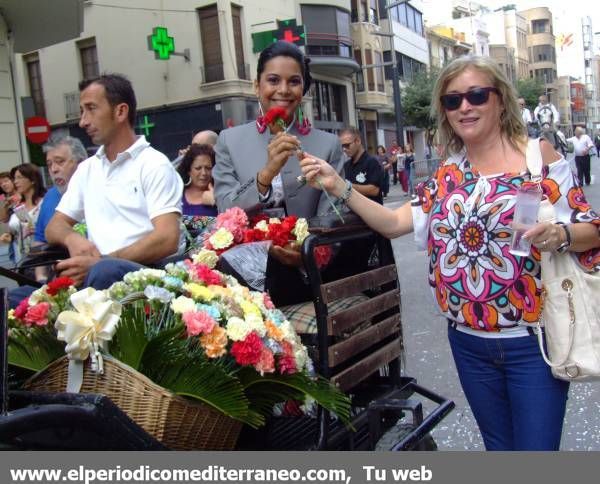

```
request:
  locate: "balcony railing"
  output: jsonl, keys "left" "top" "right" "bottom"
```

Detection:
{"left": 305, "top": 33, "right": 352, "bottom": 58}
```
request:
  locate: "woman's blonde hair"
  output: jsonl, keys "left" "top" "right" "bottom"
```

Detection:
{"left": 430, "top": 55, "right": 526, "bottom": 155}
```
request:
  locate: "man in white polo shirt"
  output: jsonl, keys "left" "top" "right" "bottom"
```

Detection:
{"left": 568, "top": 126, "right": 595, "bottom": 186}
{"left": 45, "top": 73, "right": 183, "bottom": 288}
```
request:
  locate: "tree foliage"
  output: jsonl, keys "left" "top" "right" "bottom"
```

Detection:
{"left": 401, "top": 68, "right": 440, "bottom": 148}
{"left": 516, "top": 78, "right": 544, "bottom": 111}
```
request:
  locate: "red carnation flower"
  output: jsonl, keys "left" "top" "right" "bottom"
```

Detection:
{"left": 314, "top": 245, "right": 333, "bottom": 269}
{"left": 267, "top": 224, "right": 290, "bottom": 247}
{"left": 280, "top": 216, "right": 298, "bottom": 234}
{"left": 278, "top": 341, "right": 297, "bottom": 375}
{"left": 46, "top": 277, "right": 75, "bottom": 296}
{"left": 14, "top": 297, "right": 30, "bottom": 320}
{"left": 243, "top": 228, "right": 266, "bottom": 244}
{"left": 195, "top": 264, "right": 223, "bottom": 286}
{"left": 263, "top": 107, "right": 289, "bottom": 127}
{"left": 250, "top": 213, "right": 270, "bottom": 226}
{"left": 230, "top": 332, "right": 264, "bottom": 366}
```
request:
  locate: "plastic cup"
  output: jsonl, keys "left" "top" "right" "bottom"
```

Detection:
{"left": 509, "top": 188, "right": 542, "bottom": 256}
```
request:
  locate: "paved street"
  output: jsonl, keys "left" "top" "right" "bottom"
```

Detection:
{"left": 386, "top": 155, "right": 600, "bottom": 450}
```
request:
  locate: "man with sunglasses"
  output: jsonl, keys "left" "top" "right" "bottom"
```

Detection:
{"left": 338, "top": 127, "right": 383, "bottom": 204}
{"left": 518, "top": 97, "right": 532, "bottom": 125}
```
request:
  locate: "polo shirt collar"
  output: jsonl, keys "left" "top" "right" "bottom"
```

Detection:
{"left": 95, "top": 135, "right": 150, "bottom": 165}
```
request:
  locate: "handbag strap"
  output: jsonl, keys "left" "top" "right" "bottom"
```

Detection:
{"left": 536, "top": 319, "right": 575, "bottom": 368}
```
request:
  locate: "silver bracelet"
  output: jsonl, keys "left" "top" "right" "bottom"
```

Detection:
{"left": 337, "top": 179, "right": 353, "bottom": 205}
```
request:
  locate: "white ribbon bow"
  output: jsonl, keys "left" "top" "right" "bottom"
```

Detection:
{"left": 55, "top": 288, "right": 122, "bottom": 393}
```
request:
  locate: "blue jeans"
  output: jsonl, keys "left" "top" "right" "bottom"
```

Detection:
{"left": 9, "top": 257, "right": 144, "bottom": 308}
{"left": 447, "top": 324, "right": 569, "bottom": 450}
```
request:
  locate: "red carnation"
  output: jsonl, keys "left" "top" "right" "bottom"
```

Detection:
{"left": 243, "top": 228, "right": 266, "bottom": 244}
{"left": 278, "top": 341, "right": 297, "bottom": 375}
{"left": 263, "top": 107, "right": 289, "bottom": 127}
{"left": 280, "top": 216, "right": 298, "bottom": 235}
{"left": 267, "top": 224, "right": 290, "bottom": 247}
{"left": 46, "top": 277, "right": 75, "bottom": 296}
{"left": 314, "top": 245, "right": 333, "bottom": 269}
{"left": 230, "top": 332, "right": 264, "bottom": 366}
{"left": 14, "top": 297, "right": 30, "bottom": 320}
{"left": 195, "top": 264, "right": 223, "bottom": 286}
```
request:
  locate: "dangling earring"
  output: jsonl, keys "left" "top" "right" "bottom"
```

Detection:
{"left": 256, "top": 100, "right": 267, "bottom": 133}
{"left": 185, "top": 177, "right": 192, "bottom": 187}
{"left": 295, "top": 104, "right": 311, "bottom": 135}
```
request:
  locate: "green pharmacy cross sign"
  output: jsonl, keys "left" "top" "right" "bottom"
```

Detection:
{"left": 148, "top": 27, "right": 175, "bottom": 60}
{"left": 252, "top": 19, "right": 306, "bottom": 53}
{"left": 147, "top": 26, "right": 190, "bottom": 61}
{"left": 136, "top": 115, "right": 155, "bottom": 138}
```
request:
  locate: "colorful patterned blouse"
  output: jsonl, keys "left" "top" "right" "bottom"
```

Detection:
{"left": 411, "top": 153, "right": 600, "bottom": 332}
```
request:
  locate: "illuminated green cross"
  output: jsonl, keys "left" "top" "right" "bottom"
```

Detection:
{"left": 137, "top": 115, "right": 155, "bottom": 137}
{"left": 149, "top": 27, "right": 175, "bottom": 60}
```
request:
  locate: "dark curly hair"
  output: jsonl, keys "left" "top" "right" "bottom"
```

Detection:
{"left": 257, "top": 41, "right": 312, "bottom": 95}
{"left": 177, "top": 144, "right": 215, "bottom": 185}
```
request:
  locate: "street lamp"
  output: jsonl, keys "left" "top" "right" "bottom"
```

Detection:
{"left": 368, "top": 0, "right": 410, "bottom": 147}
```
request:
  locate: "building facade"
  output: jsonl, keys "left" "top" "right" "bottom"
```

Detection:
{"left": 520, "top": 7, "right": 558, "bottom": 106}
{"left": 0, "top": 0, "right": 84, "bottom": 170}
{"left": 13, "top": 1, "right": 360, "bottom": 160}
{"left": 570, "top": 80, "right": 586, "bottom": 128}
{"left": 427, "top": 26, "right": 471, "bottom": 70}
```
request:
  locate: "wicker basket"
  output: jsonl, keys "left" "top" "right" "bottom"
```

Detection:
{"left": 23, "top": 355, "right": 242, "bottom": 450}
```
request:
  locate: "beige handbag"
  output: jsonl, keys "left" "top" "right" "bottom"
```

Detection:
{"left": 526, "top": 139, "right": 600, "bottom": 381}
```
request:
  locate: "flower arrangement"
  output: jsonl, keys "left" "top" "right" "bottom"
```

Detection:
{"left": 200, "top": 207, "right": 332, "bottom": 269}
{"left": 8, "top": 259, "right": 350, "bottom": 429}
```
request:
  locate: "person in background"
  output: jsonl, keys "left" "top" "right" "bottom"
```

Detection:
{"left": 339, "top": 127, "right": 383, "bottom": 204}
{"left": 376, "top": 145, "right": 391, "bottom": 198}
{"left": 176, "top": 143, "right": 217, "bottom": 240}
{"left": 518, "top": 97, "right": 532, "bottom": 125}
{"left": 172, "top": 130, "right": 219, "bottom": 167}
{"left": 1, "top": 164, "right": 46, "bottom": 260}
{"left": 403, "top": 142, "right": 415, "bottom": 196}
{"left": 568, "top": 126, "right": 595, "bottom": 186}
{"left": 213, "top": 40, "right": 344, "bottom": 306}
{"left": 300, "top": 55, "right": 600, "bottom": 450}
{"left": 35, "top": 136, "right": 87, "bottom": 244}
{"left": 594, "top": 131, "right": 600, "bottom": 157}
{"left": 534, "top": 94, "right": 559, "bottom": 128}
{"left": 0, "top": 172, "right": 17, "bottom": 222}
{"left": 389, "top": 140, "right": 400, "bottom": 185}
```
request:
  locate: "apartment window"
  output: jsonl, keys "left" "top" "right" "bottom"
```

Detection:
{"left": 302, "top": 5, "right": 352, "bottom": 58}
{"left": 78, "top": 38, "right": 99, "bottom": 80}
{"left": 369, "top": 0, "right": 378, "bottom": 24}
{"left": 360, "top": 0, "right": 368, "bottom": 22}
{"left": 531, "top": 19, "right": 549, "bottom": 34}
{"left": 365, "top": 48, "right": 375, "bottom": 90}
{"left": 354, "top": 49, "right": 364, "bottom": 91}
{"left": 395, "top": 52, "right": 424, "bottom": 81}
{"left": 529, "top": 45, "right": 555, "bottom": 63}
{"left": 24, "top": 53, "right": 45, "bottom": 117}
{"left": 311, "top": 80, "right": 344, "bottom": 123}
{"left": 374, "top": 51, "right": 384, "bottom": 92}
{"left": 351, "top": 0, "right": 359, "bottom": 22}
{"left": 231, "top": 5, "right": 248, "bottom": 80}
{"left": 198, "top": 4, "right": 224, "bottom": 82}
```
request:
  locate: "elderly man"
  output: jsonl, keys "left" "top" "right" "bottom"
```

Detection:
{"left": 172, "top": 129, "right": 219, "bottom": 167}
{"left": 34, "top": 136, "right": 87, "bottom": 243}
{"left": 568, "top": 126, "right": 595, "bottom": 186}
{"left": 45, "top": 73, "right": 183, "bottom": 288}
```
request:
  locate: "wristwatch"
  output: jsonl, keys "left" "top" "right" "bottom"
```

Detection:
{"left": 555, "top": 222, "right": 571, "bottom": 254}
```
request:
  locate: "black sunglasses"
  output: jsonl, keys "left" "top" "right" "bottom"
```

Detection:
{"left": 440, "top": 87, "right": 500, "bottom": 111}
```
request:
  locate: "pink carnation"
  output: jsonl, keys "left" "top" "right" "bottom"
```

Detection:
{"left": 255, "top": 346, "right": 275, "bottom": 374}
{"left": 182, "top": 310, "right": 216, "bottom": 337}
{"left": 215, "top": 207, "right": 248, "bottom": 243}
{"left": 263, "top": 293, "right": 275, "bottom": 310}
{"left": 24, "top": 302, "right": 51, "bottom": 327}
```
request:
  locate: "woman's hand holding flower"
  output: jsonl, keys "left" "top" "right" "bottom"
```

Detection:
{"left": 300, "top": 155, "right": 346, "bottom": 196}
{"left": 262, "top": 133, "right": 301, "bottom": 182}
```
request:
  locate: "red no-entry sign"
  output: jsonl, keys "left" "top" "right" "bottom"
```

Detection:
{"left": 24, "top": 116, "right": 51, "bottom": 144}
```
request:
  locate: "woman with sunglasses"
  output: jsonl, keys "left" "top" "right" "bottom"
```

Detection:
{"left": 300, "top": 55, "right": 600, "bottom": 450}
